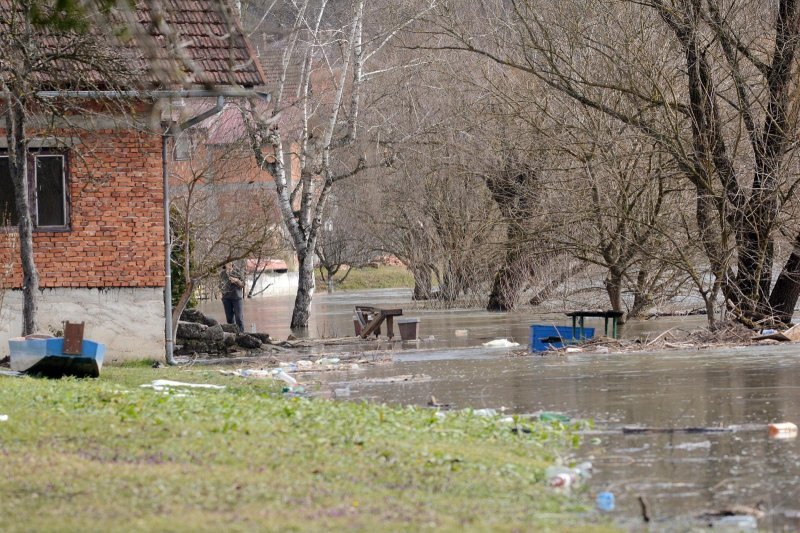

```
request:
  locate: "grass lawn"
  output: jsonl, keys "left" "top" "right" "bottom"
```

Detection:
{"left": 0, "top": 364, "right": 612, "bottom": 532}
{"left": 316, "top": 265, "right": 414, "bottom": 291}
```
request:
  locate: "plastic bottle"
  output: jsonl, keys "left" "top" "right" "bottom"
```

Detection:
{"left": 548, "top": 473, "right": 574, "bottom": 489}
{"left": 575, "top": 461, "right": 593, "bottom": 479}
{"left": 273, "top": 370, "right": 297, "bottom": 386}
{"left": 596, "top": 491, "right": 615, "bottom": 511}
{"left": 768, "top": 422, "right": 798, "bottom": 437}
{"left": 545, "top": 465, "right": 575, "bottom": 489}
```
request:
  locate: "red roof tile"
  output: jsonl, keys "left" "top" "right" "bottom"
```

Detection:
{"left": 0, "top": 0, "right": 266, "bottom": 88}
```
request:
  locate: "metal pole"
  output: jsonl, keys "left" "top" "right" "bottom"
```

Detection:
{"left": 162, "top": 133, "right": 176, "bottom": 365}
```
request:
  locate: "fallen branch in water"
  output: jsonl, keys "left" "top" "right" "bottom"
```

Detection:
{"left": 638, "top": 495, "right": 651, "bottom": 523}
{"left": 622, "top": 426, "right": 735, "bottom": 434}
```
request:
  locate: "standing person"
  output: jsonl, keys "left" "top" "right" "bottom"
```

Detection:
{"left": 220, "top": 262, "right": 245, "bottom": 332}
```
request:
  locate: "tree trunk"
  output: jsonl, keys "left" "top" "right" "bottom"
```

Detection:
{"left": 605, "top": 268, "right": 624, "bottom": 318}
{"left": 487, "top": 243, "right": 527, "bottom": 312}
{"left": 290, "top": 251, "right": 315, "bottom": 329}
{"left": 171, "top": 278, "right": 196, "bottom": 344}
{"left": 6, "top": 100, "right": 38, "bottom": 335}
{"left": 767, "top": 230, "right": 800, "bottom": 325}
{"left": 411, "top": 265, "right": 432, "bottom": 300}
{"left": 628, "top": 269, "right": 652, "bottom": 319}
{"left": 487, "top": 256, "right": 525, "bottom": 311}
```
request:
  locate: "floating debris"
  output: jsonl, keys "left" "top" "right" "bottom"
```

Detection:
{"left": 483, "top": 339, "right": 520, "bottom": 348}
{"left": 768, "top": 422, "right": 798, "bottom": 439}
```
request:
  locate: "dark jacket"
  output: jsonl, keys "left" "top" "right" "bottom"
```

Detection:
{"left": 220, "top": 267, "right": 244, "bottom": 300}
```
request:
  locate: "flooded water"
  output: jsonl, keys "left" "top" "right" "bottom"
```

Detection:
{"left": 203, "top": 290, "right": 800, "bottom": 530}
{"left": 200, "top": 288, "right": 709, "bottom": 347}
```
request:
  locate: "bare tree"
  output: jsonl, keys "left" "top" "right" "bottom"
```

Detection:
{"left": 244, "top": 0, "right": 430, "bottom": 328}
{"left": 0, "top": 0, "right": 144, "bottom": 334}
{"left": 169, "top": 110, "right": 281, "bottom": 342}
{"left": 422, "top": 0, "right": 800, "bottom": 326}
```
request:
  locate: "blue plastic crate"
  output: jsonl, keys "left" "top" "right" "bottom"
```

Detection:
{"left": 529, "top": 325, "right": 595, "bottom": 352}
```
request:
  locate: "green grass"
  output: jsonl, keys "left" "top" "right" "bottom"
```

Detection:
{"left": 0, "top": 366, "right": 613, "bottom": 532}
{"left": 317, "top": 265, "right": 415, "bottom": 291}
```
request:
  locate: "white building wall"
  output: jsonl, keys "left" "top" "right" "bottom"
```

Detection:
{"left": 249, "top": 271, "right": 299, "bottom": 297}
{"left": 0, "top": 288, "right": 164, "bottom": 362}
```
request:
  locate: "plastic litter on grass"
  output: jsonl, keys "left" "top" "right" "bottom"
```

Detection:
{"left": 141, "top": 380, "right": 226, "bottom": 391}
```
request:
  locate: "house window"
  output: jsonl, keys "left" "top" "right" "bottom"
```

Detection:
{"left": 174, "top": 133, "right": 193, "bottom": 161}
{"left": 35, "top": 155, "right": 67, "bottom": 227}
{"left": 0, "top": 152, "right": 69, "bottom": 230}
{"left": 0, "top": 157, "right": 16, "bottom": 225}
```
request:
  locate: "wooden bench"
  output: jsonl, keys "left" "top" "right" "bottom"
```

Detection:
{"left": 565, "top": 310, "right": 624, "bottom": 339}
{"left": 355, "top": 306, "right": 403, "bottom": 339}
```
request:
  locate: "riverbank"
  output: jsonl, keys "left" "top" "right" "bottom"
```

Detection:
{"left": 0, "top": 364, "right": 612, "bottom": 532}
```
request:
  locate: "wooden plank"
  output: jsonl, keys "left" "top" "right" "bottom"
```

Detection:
{"left": 63, "top": 322, "right": 85, "bottom": 355}
{"left": 360, "top": 315, "right": 385, "bottom": 338}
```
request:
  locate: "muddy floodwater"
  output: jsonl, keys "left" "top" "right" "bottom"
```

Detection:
{"left": 202, "top": 290, "right": 800, "bottom": 530}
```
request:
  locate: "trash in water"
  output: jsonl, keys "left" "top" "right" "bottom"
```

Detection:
{"left": 316, "top": 357, "right": 341, "bottom": 365}
{"left": 282, "top": 385, "right": 307, "bottom": 398}
{"left": 454, "top": 329, "right": 469, "bottom": 337}
{"left": 575, "top": 461, "right": 593, "bottom": 478}
{"left": 273, "top": 369, "right": 298, "bottom": 386}
{"left": 141, "top": 380, "right": 225, "bottom": 391}
{"left": 672, "top": 440, "right": 712, "bottom": 450}
{"left": 482, "top": 339, "right": 520, "bottom": 348}
{"left": 710, "top": 515, "right": 758, "bottom": 530}
{"left": 768, "top": 421, "right": 798, "bottom": 438}
{"left": 296, "top": 360, "right": 313, "bottom": 369}
{"left": 220, "top": 369, "right": 270, "bottom": 379}
{"left": 472, "top": 408, "right": 498, "bottom": 417}
{"left": 0, "top": 414, "right": 8, "bottom": 422}
{"left": 538, "top": 412, "right": 571, "bottom": 423}
{"left": 565, "top": 347, "right": 583, "bottom": 353}
{"left": 362, "top": 374, "right": 431, "bottom": 384}
{"left": 760, "top": 328, "right": 777, "bottom": 336}
{"left": 596, "top": 491, "right": 615, "bottom": 512}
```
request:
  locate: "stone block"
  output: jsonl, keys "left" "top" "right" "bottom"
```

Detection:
{"left": 176, "top": 321, "right": 206, "bottom": 340}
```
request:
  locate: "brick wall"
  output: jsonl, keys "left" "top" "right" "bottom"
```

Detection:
{"left": 0, "top": 128, "right": 165, "bottom": 289}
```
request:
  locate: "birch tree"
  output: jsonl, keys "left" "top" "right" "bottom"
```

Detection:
{"left": 245, "top": 0, "right": 431, "bottom": 329}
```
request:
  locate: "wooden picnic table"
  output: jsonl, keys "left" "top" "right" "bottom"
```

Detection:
{"left": 566, "top": 310, "right": 624, "bottom": 339}
{"left": 355, "top": 306, "right": 403, "bottom": 339}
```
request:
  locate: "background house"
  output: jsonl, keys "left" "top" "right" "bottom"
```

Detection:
{"left": 0, "top": 0, "right": 266, "bottom": 361}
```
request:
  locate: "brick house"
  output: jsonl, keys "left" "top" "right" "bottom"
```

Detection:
{"left": 0, "top": 2, "right": 266, "bottom": 361}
